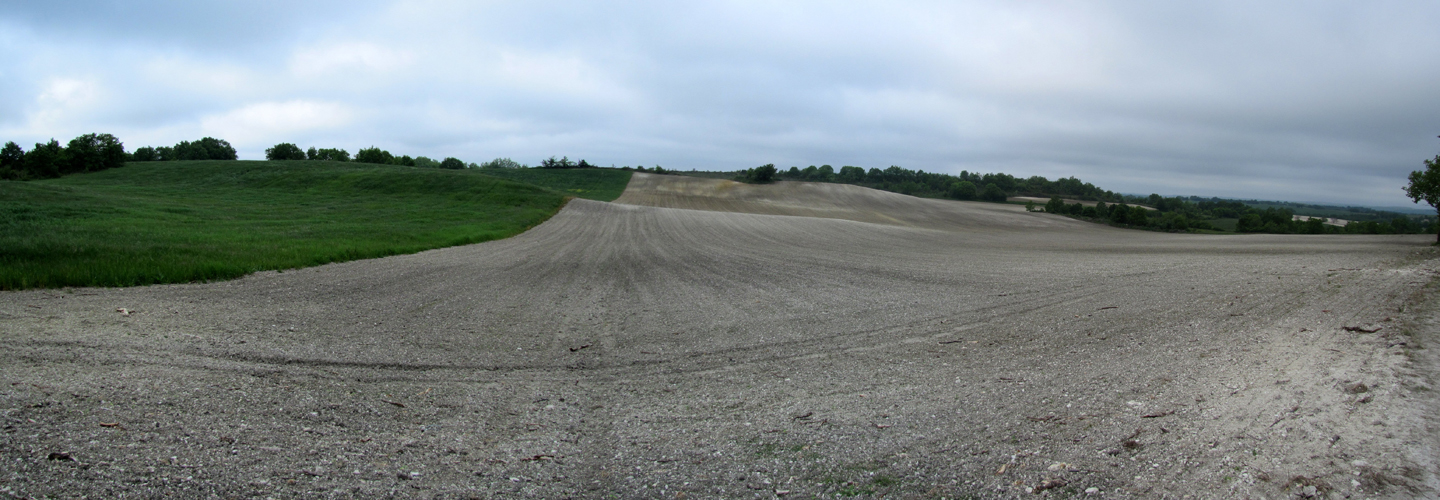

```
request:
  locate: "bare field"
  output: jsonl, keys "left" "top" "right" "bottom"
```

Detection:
{"left": 2, "top": 173, "right": 1438, "bottom": 498}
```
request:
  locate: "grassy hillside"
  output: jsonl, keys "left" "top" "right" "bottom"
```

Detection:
{"left": 0, "top": 161, "right": 575, "bottom": 289}
{"left": 475, "top": 168, "right": 632, "bottom": 202}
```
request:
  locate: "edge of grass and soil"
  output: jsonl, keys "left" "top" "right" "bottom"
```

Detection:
{"left": 0, "top": 161, "right": 632, "bottom": 290}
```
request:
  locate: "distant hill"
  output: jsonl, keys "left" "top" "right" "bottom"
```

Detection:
{"left": 1179, "top": 197, "right": 1432, "bottom": 222}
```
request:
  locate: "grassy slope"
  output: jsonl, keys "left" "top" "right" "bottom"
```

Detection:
{"left": 0, "top": 161, "right": 575, "bottom": 289}
{"left": 474, "top": 168, "right": 632, "bottom": 202}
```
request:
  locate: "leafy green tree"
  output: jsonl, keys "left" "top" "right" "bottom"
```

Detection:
{"left": 1044, "top": 196, "right": 1065, "bottom": 214}
{"left": 1405, "top": 153, "right": 1440, "bottom": 243}
{"left": 737, "top": 163, "right": 778, "bottom": 183}
{"left": 155, "top": 146, "right": 176, "bottom": 161}
{"left": 393, "top": 155, "right": 416, "bottom": 167}
{"left": 481, "top": 157, "right": 524, "bottom": 169}
{"left": 131, "top": 146, "right": 157, "bottom": 162}
{"left": 307, "top": 147, "right": 349, "bottom": 162}
{"left": 948, "top": 180, "right": 977, "bottom": 200}
{"left": 818, "top": 165, "right": 835, "bottom": 181}
{"left": 1390, "top": 217, "right": 1415, "bottom": 234}
{"left": 1301, "top": 217, "right": 1326, "bottom": 234}
{"left": 1109, "top": 202, "right": 1129, "bottom": 224}
{"left": 979, "top": 183, "right": 1007, "bottom": 202}
{"left": 64, "top": 133, "right": 126, "bottom": 174}
{"left": 1094, "top": 201, "right": 1108, "bottom": 218}
{"left": 413, "top": 156, "right": 439, "bottom": 168}
{"left": 439, "top": 157, "right": 466, "bottom": 169}
{"left": 1, "top": 141, "right": 24, "bottom": 179}
{"left": 838, "top": 166, "right": 865, "bottom": 183}
{"left": 1236, "top": 213, "right": 1263, "bottom": 233}
{"left": 354, "top": 147, "right": 395, "bottom": 165}
{"left": 22, "top": 139, "right": 64, "bottom": 178}
{"left": 172, "top": 137, "right": 237, "bottom": 160}
{"left": 539, "top": 156, "right": 578, "bottom": 168}
{"left": 265, "top": 143, "right": 306, "bottom": 160}
{"left": 1129, "top": 206, "right": 1149, "bottom": 226}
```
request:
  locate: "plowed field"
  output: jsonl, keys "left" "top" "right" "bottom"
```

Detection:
{"left": 3, "top": 173, "right": 1437, "bottom": 498}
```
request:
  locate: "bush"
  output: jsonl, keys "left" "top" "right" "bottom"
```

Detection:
{"left": 265, "top": 143, "right": 306, "bottom": 161}
{"left": 439, "top": 157, "right": 466, "bottom": 170}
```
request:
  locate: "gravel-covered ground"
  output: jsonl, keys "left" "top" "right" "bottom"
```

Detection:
{"left": 2, "top": 173, "right": 1438, "bottom": 499}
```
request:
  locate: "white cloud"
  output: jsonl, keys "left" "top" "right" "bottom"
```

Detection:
{"left": 23, "top": 78, "right": 103, "bottom": 132}
{"left": 290, "top": 42, "right": 413, "bottom": 79}
{"left": 199, "top": 100, "right": 355, "bottom": 146}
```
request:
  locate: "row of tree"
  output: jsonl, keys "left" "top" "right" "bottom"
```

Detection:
{"left": 1, "top": 134, "right": 131, "bottom": 180}
{"left": 131, "top": 137, "right": 237, "bottom": 162}
{"left": 730, "top": 163, "right": 1090, "bottom": 203}
{"left": 537, "top": 156, "right": 597, "bottom": 168}
{"left": 263, "top": 143, "right": 476, "bottom": 169}
{"left": 1040, "top": 195, "right": 1434, "bottom": 234}
{"left": 1039, "top": 197, "right": 1214, "bottom": 232}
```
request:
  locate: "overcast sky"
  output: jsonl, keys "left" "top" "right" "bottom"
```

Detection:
{"left": 2, "top": 1, "right": 1438, "bottom": 208}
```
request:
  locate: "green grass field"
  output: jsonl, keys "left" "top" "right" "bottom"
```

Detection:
{"left": 473, "top": 168, "right": 632, "bottom": 202}
{"left": 0, "top": 161, "right": 631, "bottom": 290}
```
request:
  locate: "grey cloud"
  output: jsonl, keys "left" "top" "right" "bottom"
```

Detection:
{"left": 2, "top": 1, "right": 1439, "bottom": 207}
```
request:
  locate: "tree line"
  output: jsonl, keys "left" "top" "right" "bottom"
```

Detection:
{"left": 131, "top": 137, "right": 238, "bottom": 162}
{"left": 727, "top": 163, "right": 1118, "bottom": 204}
{"left": 1, "top": 134, "right": 240, "bottom": 180}
{"left": 263, "top": 142, "right": 478, "bottom": 169}
{"left": 266, "top": 146, "right": 607, "bottom": 172}
{"left": 1038, "top": 197, "right": 1211, "bottom": 231}
{"left": 1041, "top": 194, "right": 1434, "bottom": 235}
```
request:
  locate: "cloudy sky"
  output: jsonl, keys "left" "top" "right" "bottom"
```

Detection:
{"left": 2, "top": 1, "right": 1438, "bottom": 208}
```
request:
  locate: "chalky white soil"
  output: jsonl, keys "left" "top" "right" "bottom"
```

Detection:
{"left": 2, "top": 172, "right": 1437, "bottom": 499}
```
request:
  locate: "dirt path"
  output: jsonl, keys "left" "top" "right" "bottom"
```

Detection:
{"left": 2, "top": 174, "right": 1437, "bottom": 498}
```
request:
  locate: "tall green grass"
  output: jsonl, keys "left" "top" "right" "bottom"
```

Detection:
{"left": 0, "top": 161, "right": 580, "bottom": 289}
{"left": 474, "top": 168, "right": 632, "bottom": 202}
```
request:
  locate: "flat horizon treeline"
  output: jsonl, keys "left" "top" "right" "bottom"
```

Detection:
{"left": 727, "top": 163, "right": 1115, "bottom": 203}
{"left": 1, "top": 131, "right": 613, "bottom": 182}
{"left": 2, "top": 134, "right": 240, "bottom": 180}
{"left": 261, "top": 142, "right": 478, "bottom": 169}
{"left": 1041, "top": 196, "right": 1435, "bottom": 235}
{"left": 1, "top": 134, "right": 131, "bottom": 180}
